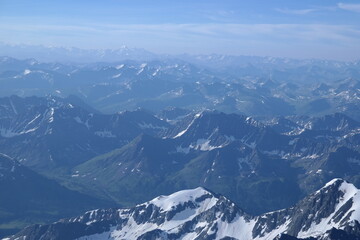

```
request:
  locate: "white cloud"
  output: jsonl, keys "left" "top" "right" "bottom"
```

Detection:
{"left": 338, "top": 3, "right": 360, "bottom": 13}
{"left": 0, "top": 22, "right": 359, "bottom": 60}
{"left": 1, "top": 22, "right": 359, "bottom": 43}
{"left": 275, "top": 8, "right": 316, "bottom": 15}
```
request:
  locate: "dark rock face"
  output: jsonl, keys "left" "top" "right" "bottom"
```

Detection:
{"left": 274, "top": 234, "right": 316, "bottom": 240}
{"left": 324, "top": 227, "right": 360, "bottom": 240}
{"left": 286, "top": 180, "right": 346, "bottom": 236}
{"left": 252, "top": 209, "right": 291, "bottom": 238}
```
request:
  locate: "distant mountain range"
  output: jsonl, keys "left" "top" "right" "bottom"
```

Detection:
{"left": 0, "top": 56, "right": 360, "bottom": 119}
{"left": 0, "top": 43, "right": 158, "bottom": 63}
{"left": 7, "top": 178, "right": 360, "bottom": 240}
{"left": 0, "top": 47, "right": 359, "bottom": 239}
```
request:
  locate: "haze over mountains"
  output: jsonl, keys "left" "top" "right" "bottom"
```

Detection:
{"left": 1, "top": 46, "right": 360, "bottom": 119}
{"left": 2, "top": 0, "right": 360, "bottom": 238}
{"left": 2, "top": 43, "right": 360, "bottom": 64}
{"left": 0, "top": 45, "right": 360, "bottom": 239}
{"left": 0, "top": 43, "right": 158, "bottom": 63}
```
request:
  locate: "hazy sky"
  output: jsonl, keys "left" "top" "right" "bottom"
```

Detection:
{"left": 1, "top": 0, "right": 360, "bottom": 60}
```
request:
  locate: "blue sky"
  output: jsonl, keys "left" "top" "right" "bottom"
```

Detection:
{"left": 0, "top": 0, "right": 360, "bottom": 60}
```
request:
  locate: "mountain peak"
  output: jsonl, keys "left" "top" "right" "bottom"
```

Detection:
{"left": 287, "top": 178, "right": 360, "bottom": 238}
{"left": 148, "top": 187, "right": 215, "bottom": 211}
{"left": 323, "top": 178, "right": 347, "bottom": 188}
{"left": 320, "top": 178, "right": 357, "bottom": 196}
{"left": 9, "top": 180, "right": 360, "bottom": 240}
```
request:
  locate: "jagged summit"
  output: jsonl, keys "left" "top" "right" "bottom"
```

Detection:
{"left": 8, "top": 179, "right": 360, "bottom": 240}
{"left": 275, "top": 178, "right": 360, "bottom": 239}
{"left": 323, "top": 178, "right": 347, "bottom": 188}
{"left": 147, "top": 186, "right": 214, "bottom": 209}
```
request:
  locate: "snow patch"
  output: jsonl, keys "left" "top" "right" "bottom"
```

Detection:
{"left": 112, "top": 73, "right": 122, "bottom": 78}
{"left": 173, "top": 112, "right": 202, "bottom": 138}
{"left": 138, "top": 122, "right": 167, "bottom": 131}
{"left": 150, "top": 187, "right": 211, "bottom": 212}
{"left": 94, "top": 130, "right": 116, "bottom": 138}
{"left": 176, "top": 146, "right": 190, "bottom": 154}
{"left": 74, "top": 116, "right": 91, "bottom": 129}
{"left": 115, "top": 64, "right": 124, "bottom": 69}
{"left": 47, "top": 108, "right": 55, "bottom": 123}
{"left": 184, "top": 136, "right": 235, "bottom": 152}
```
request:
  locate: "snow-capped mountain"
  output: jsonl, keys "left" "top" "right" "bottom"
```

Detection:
{"left": 7, "top": 179, "right": 360, "bottom": 240}
{"left": 169, "top": 110, "right": 285, "bottom": 152}
{"left": 1, "top": 55, "right": 360, "bottom": 119}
